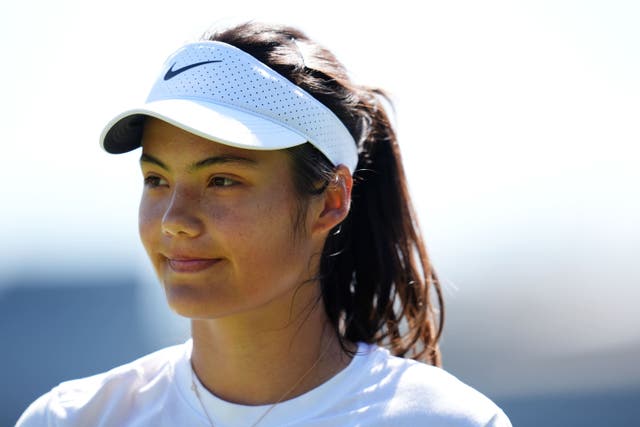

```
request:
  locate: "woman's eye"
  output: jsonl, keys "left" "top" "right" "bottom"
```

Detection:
{"left": 209, "top": 176, "right": 236, "bottom": 187}
{"left": 143, "top": 175, "right": 167, "bottom": 187}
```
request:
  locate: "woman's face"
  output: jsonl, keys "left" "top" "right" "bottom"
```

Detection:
{"left": 138, "top": 118, "right": 323, "bottom": 319}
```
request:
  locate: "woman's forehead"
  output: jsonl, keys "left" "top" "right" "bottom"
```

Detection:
{"left": 142, "top": 118, "right": 257, "bottom": 157}
{"left": 140, "top": 118, "right": 288, "bottom": 171}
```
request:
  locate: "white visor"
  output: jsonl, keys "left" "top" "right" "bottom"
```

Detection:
{"left": 100, "top": 41, "right": 358, "bottom": 173}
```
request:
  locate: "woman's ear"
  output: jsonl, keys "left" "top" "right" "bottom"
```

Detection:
{"left": 311, "top": 164, "right": 353, "bottom": 236}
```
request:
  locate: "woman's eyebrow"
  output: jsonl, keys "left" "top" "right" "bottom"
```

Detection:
{"left": 189, "top": 155, "right": 258, "bottom": 172}
{"left": 140, "top": 153, "right": 169, "bottom": 171}
{"left": 140, "top": 153, "right": 258, "bottom": 172}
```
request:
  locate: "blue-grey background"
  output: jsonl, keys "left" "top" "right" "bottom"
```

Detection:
{"left": 2, "top": 1, "right": 639, "bottom": 426}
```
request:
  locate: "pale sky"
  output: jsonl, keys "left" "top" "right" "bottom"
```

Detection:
{"left": 2, "top": 0, "right": 636, "bottom": 263}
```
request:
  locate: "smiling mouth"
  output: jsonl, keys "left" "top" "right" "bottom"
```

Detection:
{"left": 166, "top": 257, "right": 222, "bottom": 273}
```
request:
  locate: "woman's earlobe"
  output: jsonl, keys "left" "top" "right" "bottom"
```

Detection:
{"left": 312, "top": 165, "right": 353, "bottom": 235}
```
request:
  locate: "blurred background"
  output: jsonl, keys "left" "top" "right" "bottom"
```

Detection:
{"left": 1, "top": 0, "right": 638, "bottom": 426}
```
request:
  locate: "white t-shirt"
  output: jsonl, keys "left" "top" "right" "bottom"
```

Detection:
{"left": 16, "top": 340, "right": 511, "bottom": 427}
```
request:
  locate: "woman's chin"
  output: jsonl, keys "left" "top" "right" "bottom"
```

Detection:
{"left": 163, "top": 284, "right": 218, "bottom": 318}
{"left": 162, "top": 283, "right": 250, "bottom": 320}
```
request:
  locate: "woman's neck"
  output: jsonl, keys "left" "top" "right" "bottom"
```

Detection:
{"left": 190, "top": 288, "right": 354, "bottom": 405}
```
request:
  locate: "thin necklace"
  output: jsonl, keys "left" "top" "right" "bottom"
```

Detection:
{"left": 190, "top": 343, "right": 331, "bottom": 427}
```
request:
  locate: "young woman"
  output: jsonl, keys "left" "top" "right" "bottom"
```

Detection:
{"left": 17, "top": 22, "right": 511, "bottom": 426}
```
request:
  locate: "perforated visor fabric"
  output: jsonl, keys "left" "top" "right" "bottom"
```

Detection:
{"left": 100, "top": 41, "right": 358, "bottom": 172}
{"left": 103, "top": 100, "right": 308, "bottom": 153}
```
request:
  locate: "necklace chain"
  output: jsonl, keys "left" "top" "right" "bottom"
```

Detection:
{"left": 190, "top": 343, "right": 331, "bottom": 427}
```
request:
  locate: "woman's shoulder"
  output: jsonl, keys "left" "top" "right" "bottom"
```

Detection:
{"left": 349, "top": 343, "right": 512, "bottom": 426}
{"left": 15, "top": 341, "right": 190, "bottom": 427}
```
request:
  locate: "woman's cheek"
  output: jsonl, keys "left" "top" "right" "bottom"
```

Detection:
{"left": 138, "top": 197, "right": 164, "bottom": 253}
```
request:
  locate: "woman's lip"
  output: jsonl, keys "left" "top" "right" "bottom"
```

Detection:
{"left": 166, "top": 258, "right": 221, "bottom": 273}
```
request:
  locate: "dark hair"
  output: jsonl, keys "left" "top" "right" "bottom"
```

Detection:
{"left": 206, "top": 22, "right": 443, "bottom": 365}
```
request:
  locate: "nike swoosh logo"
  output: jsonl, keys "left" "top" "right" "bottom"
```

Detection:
{"left": 163, "top": 59, "right": 222, "bottom": 81}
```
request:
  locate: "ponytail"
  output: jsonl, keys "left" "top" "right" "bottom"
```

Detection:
{"left": 207, "top": 22, "right": 444, "bottom": 365}
{"left": 321, "top": 88, "right": 443, "bottom": 365}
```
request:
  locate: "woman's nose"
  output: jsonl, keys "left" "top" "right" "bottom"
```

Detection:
{"left": 161, "top": 189, "right": 203, "bottom": 238}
